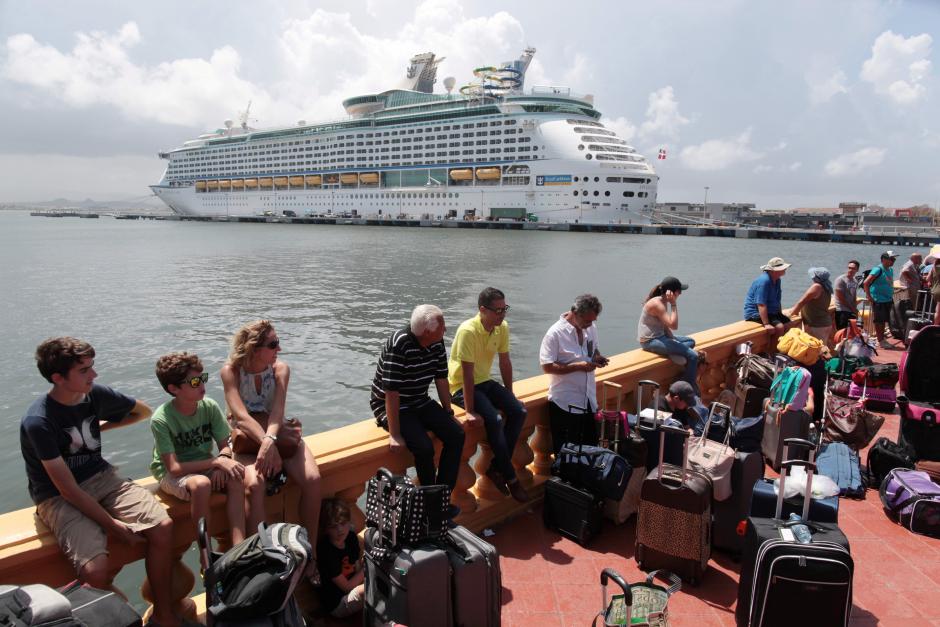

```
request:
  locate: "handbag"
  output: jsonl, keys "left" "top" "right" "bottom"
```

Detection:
{"left": 229, "top": 411, "right": 302, "bottom": 459}
{"left": 687, "top": 402, "right": 735, "bottom": 501}
{"left": 823, "top": 395, "right": 885, "bottom": 451}
{"left": 777, "top": 327, "right": 824, "bottom": 366}
{"left": 595, "top": 568, "right": 681, "bottom": 627}
{"left": 364, "top": 467, "right": 450, "bottom": 554}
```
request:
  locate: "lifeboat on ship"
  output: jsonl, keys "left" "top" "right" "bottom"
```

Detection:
{"left": 219, "top": 180, "right": 231, "bottom": 190}
{"left": 340, "top": 173, "right": 359, "bottom": 185}
{"left": 195, "top": 181, "right": 207, "bottom": 192}
{"left": 475, "top": 168, "right": 501, "bottom": 180}
{"left": 273, "top": 177, "right": 289, "bottom": 188}
{"left": 449, "top": 169, "right": 473, "bottom": 181}
{"left": 231, "top": 179, "right": 245, "bottom": 190}
{"left": 244, "top": 178, "right": 258, "bottom": 189}
{"left": 305, "top": 175, "right": 322, "bottom": 187}
{"left": 289, "top": 176, "right": 304, "bottom": 188}
{"left": 325, "top": 174, "right": 340, "bottom": 185}
{"left": 359, "top": 172, "right": 379, "bottom": 184}
{"left": 259, "top": 178, "right": 274, "bottom": 188}
{"left": 206, "top": 180, "right": 219, "bottom": 191}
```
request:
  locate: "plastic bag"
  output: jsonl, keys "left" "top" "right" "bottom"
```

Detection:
{"left": 774, "top": 466, "right": 840, "bottom": 499}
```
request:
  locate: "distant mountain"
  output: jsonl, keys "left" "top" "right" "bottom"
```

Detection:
{"left": 3, "top": 196, "right": 168, "bottom": 212}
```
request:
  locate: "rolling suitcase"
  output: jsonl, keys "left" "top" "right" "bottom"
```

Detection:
{"left": 630, "top": 380, "right": 684, "bottom": 470}
{"left": 736, "top": 459, "right": 854, "bottom": 627}
{"left": 598, "top": 383, "right": 646, "bottom": 523}
{"left": 444, "top": 525, "right": 502, "bottom": 627}
{"left": 734, "top": 380, "right": 770, "bottom": 419}
{"left": 750, "top": 438, "right": 839, "bottom": 523}
{"left": 761, "top": 355, "right": 812, "bottom": 472}
{"left": 543, "top": 475, "right": 604, "bottom": 545}
{"left": 636, "top": 425, "right": 712, "bottom": 585}
{"left": 596, "top": 381, "right": 629, "bottom": 451}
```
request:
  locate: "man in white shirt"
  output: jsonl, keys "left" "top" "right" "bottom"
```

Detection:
{"left": 539, "top": 294, "right": 609, "bottom": 454}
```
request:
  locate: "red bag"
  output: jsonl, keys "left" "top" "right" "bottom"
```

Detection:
{"left": 850, "top": 363, "right": 899, "bottom": 388}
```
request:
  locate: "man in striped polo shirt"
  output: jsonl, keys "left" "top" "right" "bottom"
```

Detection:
{"left": 370, "top": 304, "right": 465, "bottom": 512}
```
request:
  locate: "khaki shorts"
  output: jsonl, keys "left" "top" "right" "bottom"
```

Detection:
{"left": 36, "top": 467, "right": 169, "bottom": 573}
{"left": 158, "top": 470, "right": 214, "bottom": 501}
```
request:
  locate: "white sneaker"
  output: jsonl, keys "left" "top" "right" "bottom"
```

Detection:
{"left": 669, "top": 354, "right": 688, "bottom": 366}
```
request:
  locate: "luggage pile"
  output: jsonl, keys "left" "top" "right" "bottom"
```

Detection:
{"left": 0, "top": 581, "right": 142, "bottom": 627}
{"left": 362, "top": 468, "right": 500, "bottom": 627}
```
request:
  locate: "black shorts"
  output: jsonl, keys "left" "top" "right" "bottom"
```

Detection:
{"left": 746, "top": 312, "right": 791, "bottom": 326}
{"left": 872, "top": 301, "right": 892, "bottom": 324}
{"left": 834, "top": 311, "right": 857, "bottom": 330}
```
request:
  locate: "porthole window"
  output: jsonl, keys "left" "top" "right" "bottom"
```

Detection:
{"left": 585, "top": 154, "right": 593, "bottom": 160}
{"left": 593, "top": 191, "right": 599, "bottom": 197}
{"left": 573, "top": 176, "right": 579, "bottom": 182}
{"left": 604, "top": 191, "right": 610, "bottom": 197}
{"left": 594, "top": 177, "right": 599, "bottom": 182}
{"left": 573, "top": 190, "right": 579, "bottom": 196}
{"left": 578, "top": 144, "right": 585, "bottom": 150}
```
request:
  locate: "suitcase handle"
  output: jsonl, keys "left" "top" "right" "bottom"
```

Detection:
{"left": 599, "top": 568, "right": 632, "bottom": 615}
{"left": 602, "top": 381, "right": 623, "bottom": 412}
{"left": 700, "top": 402, "right": 733, "bottom": 448}
{"left": 658, "top": 424, "right": 691, "bottom": 485}
{"left": 777, "top": 460, "right": 818, "bottom": 520}
{"left": 636, "top": 381, "right": 661, "bottom": 428}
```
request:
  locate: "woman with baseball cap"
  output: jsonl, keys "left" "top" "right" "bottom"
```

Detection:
{"left": 637, "top": 276, "right": 704, "bottom": 395}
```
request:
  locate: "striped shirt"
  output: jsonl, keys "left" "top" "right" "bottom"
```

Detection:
{"left": 370, "top": 327, "right": 448, "bottom": 424}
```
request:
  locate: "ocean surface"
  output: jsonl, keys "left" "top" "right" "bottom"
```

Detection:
{"left": 0, "top": 210, "right": 923, "bottom": 515}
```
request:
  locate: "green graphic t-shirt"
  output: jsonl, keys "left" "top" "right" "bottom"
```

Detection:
{"left": 149, "top": 397, "right": 230, "bottom": 480}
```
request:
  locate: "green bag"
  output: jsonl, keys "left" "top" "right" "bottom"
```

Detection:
{"left": 595, "top": 568, "right": 681, "bottom": 627}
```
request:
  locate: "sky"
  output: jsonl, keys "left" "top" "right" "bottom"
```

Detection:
{"left": 0, "top": 0, "right": 937, "bottom": 209}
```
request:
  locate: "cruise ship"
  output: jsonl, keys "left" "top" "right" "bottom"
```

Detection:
{"left": 151, "top": 49, "right": 658, "bottom": 223}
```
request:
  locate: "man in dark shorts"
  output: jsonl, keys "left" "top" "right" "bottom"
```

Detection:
{"left": 863, "top": 250, "right": 898, "bottom": 349}
{"left": 743, "top": 257, "right": 792, "bottom": 342}
{"left": 20, "top": 337, "right": 188, "bottom": 627}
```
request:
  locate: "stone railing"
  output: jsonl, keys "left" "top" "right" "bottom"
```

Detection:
{"left": 0, "top": 316, "right": 787, "bottom": 618}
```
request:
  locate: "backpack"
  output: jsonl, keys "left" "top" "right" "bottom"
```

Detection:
{"left": 0, "top": 582, "right": 140, "bottom": 627}
{"left": 776, "top": 328, "right": 824, "bottom": 366}
{"left": 850, "top": 363, "right": 899, "bottom": 388}
{"left": 204, "top": 523, "right": 311, "bottom": 621}
{"left": 733, "top": 352, "right": 776, "bottom": 389}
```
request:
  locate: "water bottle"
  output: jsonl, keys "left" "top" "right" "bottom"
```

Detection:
{"left": 788, "top": 512, "right": 813, "bottom": 544}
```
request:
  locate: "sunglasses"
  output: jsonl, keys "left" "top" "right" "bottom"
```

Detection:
{"left": 183, "top": 372, "right": 209, "bottom": 388}
{"left": 262, "top": 338, "right": 280, "bottom": 350}
{"left": 483, "top": 305, "right": 511, "bottom": 315}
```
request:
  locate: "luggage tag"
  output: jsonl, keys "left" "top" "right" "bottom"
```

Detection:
{"left": 778, "top": 527, "right": 796, "bottom": 542}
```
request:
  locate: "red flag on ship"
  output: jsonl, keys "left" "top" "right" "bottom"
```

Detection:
{"left": 658, "top": 148, "right": 667, "bottom": 160}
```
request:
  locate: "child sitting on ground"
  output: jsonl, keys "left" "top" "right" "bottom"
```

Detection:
{"left": 150, "top": 352, "right": 247, "bottom": 544}
{"left": 316, "top": 498, "right": 365, "bottom": 618}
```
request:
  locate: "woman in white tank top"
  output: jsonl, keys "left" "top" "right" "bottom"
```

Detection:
{"left": 221, "top": 319, "right": 323, "bottom": 584}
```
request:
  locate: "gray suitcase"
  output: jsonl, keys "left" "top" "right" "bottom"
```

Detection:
{"left": 445, "top": 525, "right": 502, "bottom": 627}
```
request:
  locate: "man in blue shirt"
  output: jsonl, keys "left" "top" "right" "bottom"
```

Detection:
{"left": 744, "top": 257, "right": 792, "bottom": 342}
{"left": 863, "top": 250, "right": 898, "bottom": 349}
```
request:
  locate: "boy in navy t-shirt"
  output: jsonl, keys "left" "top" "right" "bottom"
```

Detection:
{"left": 316, "top": 498, "right": 364, "bottom": 618}
{"left": 20, "top": 337, "right": 187, "bottom": 627}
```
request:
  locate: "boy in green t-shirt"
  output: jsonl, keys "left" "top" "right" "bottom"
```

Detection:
{"left": 151, "top": 352, "right": 247, "bottom": 544}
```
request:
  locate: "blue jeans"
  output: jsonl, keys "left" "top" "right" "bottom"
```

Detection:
{"left": 642, "top": 334, "right": 700, "bottom": 395}
{"left": 452, "top": 380, "right": 526, "bottom": 481}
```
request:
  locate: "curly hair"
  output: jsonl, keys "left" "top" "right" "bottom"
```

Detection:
{"left": 228, "top": 319, "right": 275, "bottom": 371}
{"left": 35, "top": 337, "right": 95, "bottom": 383}
{"left": 320, "top": 498, "right": 352, "bottom": 530}
{"left": 155, "top": 352, "right": 203, "bottom": 394}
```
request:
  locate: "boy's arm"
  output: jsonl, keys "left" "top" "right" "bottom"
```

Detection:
{"left": 100, "top": 400, "right": 152, "bottom": 432}
{"left": 40, "top": 457, "right": 144, "bottom": 545}
{"left": 161, "top": 448, "right": 243, "bottom": 479}
{"left": 331, "top": 569, "right": 364, "bottom": 593}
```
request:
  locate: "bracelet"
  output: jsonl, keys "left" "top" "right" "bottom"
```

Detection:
{"left": 264, "top": 434, "right": 278, "bottom": 443}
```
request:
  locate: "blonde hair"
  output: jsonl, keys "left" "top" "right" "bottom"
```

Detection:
{"left": 228, "top": 319, "right": 275, "bottom": 370}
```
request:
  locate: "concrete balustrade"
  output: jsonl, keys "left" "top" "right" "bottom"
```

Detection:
{"left": 0, "top": 315, "right": 787, "bottom": 617}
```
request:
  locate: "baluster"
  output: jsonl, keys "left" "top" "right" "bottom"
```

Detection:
{"left": 528, "top": 422, "right": 554, "bottom": 478}
{"left": 472, "top": 442, "right": 504, "bottom": 502}
{"left": 451, "top": 425, "right": 479, "bottom": 513}
{"left": 511, "top": 422, "right": 535, "bottom": 486}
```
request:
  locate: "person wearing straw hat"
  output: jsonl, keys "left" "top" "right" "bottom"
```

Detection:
{"left": 791, "top": 267, "right": 834, "bottom": 344}
{"left": 863, "top": 250, "right": 899, "bottom": 349}
{"left": 743, "top": 257, "right": 792, "bottom": 341}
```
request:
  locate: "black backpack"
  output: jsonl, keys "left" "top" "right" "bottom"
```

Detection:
{"left": 204, "top": 523, "right": 312, "bottom": 621}
{"left": 865, "top": 437, "right": 916, "bottom": 488}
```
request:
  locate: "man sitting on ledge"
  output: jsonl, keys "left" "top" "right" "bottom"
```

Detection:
{"left": 20, "top": 337, "right": 190, "bottom": 627}
{"left": 744, "top": 256, "right": 792, "bottom": 342}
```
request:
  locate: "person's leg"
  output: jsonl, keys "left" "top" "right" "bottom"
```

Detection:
{"left": 183, "top": 474, "right": 212, "bottom": 542}
{"left": 548, "top": 401, "right": 572, "bottom": 455}
{"left": 282, "top": 445, "right": 322, "bottom": 564}
{"left": 330, "top": 584, "right": 365, "bottom": 618}
{"left": 418, "top": 402, "right": 465, "bottom": 489}
{"left": 140, "top": 518, "right": 177, "bottom": 625}
{"left": 223, "top": 474, "right": 247, "bottom": 545}
{"left": 467, "top": 384, "right": 512, "bottom": 479}
{"left": 397, "top": 407, "right": 438, "bottom": 486}
{"left": 240, "top": 460, "right": 267, "bottom": 531}
{"left": 479, "top": 381, "right": 527, "bottom": 481}
{"left": 647, "top": 335, "right": 700, "bottom": 394}
{"left": 935, "top": 301, "right": 940, "bottom": 326}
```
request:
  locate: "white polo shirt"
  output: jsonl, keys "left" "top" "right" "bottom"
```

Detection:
{"left": 539, "top": 314, "right": 600, "bottom": 413}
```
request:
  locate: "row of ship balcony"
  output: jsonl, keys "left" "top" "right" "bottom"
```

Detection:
{"left": 192, "top": 166, "right": 515, "bottom": 193}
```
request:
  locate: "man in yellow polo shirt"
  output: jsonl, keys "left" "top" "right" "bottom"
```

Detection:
{"left": 448, "top": 287, "right": 528, "bottom": 502}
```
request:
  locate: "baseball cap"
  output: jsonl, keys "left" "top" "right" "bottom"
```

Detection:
{"left": 881, "top": 250, "right": 899, "bottom": 259}
{"left": 661, "top": 276, "right": 689, "bottom": 293}
{"left": 668, "top": 381, "right": 696, "bottom": 406}
{"left": 761, "top": 257, "right": 791, "bottom": 271}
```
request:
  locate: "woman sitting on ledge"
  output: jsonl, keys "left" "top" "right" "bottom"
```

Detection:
{"left": 220, "top": 319, "right": 323, "bottom": 585}
{"left": 638, "top": 276, "right": 704, "bottom": 396}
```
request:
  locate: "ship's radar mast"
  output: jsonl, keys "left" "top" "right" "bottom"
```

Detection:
{"left": 239, "top": 101, "right": 254, "bottom": 130}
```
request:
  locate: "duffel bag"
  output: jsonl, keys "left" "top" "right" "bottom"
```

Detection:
{"left": 552, "top": 443, "right": 631, "bottom": 501}
{"left": 866, "top": 437, "right": 915, "bottom": 487}
{"left": 0, "top": 584, "right": 78, "bottom": 626}
{"left": 880, "top": 469, "right": 940, "bottom": 537}
{"left": 825, "top": 354, "right": 873, "bottom": 380}
{"left": 733, "top": 352, "right": 776, "bottom": 389}
{"left": 850, "top": 363, "right": 899, "bottom": 388}
{"left": 777, "top": 328, "right": 824, "bottom": 366}
{"left": 365, "top": 467, "right": 450, "bottom": 548}
{"left": 60, "top": 581, "right": 142, "bottom": 627}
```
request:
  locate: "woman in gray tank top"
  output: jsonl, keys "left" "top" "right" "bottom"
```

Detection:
{"left": 638, "top": 276, "right": 704, "bottom": 395}
{"left": 790, "top": 267, "right": 834, "bottom": 345}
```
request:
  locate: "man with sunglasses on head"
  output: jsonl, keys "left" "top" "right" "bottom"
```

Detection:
{"left": 448, "top": 287, "right": 529, "bottom": 503}
{"left": 20, "top": 337, "right": 192, "bottom": 627}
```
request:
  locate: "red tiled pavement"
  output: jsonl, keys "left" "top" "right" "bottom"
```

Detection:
{"left": 487, "top": 340, "right": 940, "bottom": 626}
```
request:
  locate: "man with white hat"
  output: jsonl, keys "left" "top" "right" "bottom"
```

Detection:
{"left": 863, "top": 250, "right": 898, "bottom": 349}
{"left": 743, "top": 257, "right": 792, "bottom": 341}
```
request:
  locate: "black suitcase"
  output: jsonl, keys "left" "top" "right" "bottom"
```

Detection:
{"left": 750, "top": 438, "right": 839, "bottom": 523}
{"left": 631, "top": 380, "right": 684, "bottom": 470}
{"left": 733, "top": 380, "right": 770, "bottom": 419}
{"left": 636, "top": 425, "right": 712, "bottom": 585}
{"left": 736, "top": 460, "right": 853, "bottom": 627}
{"left": 445, "top": 525, "right": 502, "bottom": 627}
{"left": 543, "top": 475, "right": 604, "bottom": 546}
{"left": 761, "top": 402, "right": 811, "bottom": 472}
{"left": 712, "top": 447, "right": 764, "bottom": 555}
{"left": 904, "top": 315, "right": 932, "bottom": 346}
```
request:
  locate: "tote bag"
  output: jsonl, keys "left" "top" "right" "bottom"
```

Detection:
{"left": 687, "top": 403, "right": 735, "bottom": 501}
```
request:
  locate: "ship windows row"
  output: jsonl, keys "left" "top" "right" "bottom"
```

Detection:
{"left": 572, "top": 190, "right": 651, "bottom": 198}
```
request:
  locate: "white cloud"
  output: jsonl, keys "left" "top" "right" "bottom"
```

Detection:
{"left": 807, "top": 69, "right": 848, "bottom": 104}
{"left": 824, "top": 147, "right": 886, "bottom": 176}
{"left": 0, "top": 153, "right": 157, "bottom": 200}
{"left": 860, "top": 31, "right": 932, "bottom": 105}
{"left": 639, "top": 86, "right": 689, "bottom": 141}
{"left": 788, "top": 161, "right": 802, "bottom": 171}
{"left": 679, "top": 129, "right": 763, "bottom": 171}
{"left": 753, "top": 164, "right": 773, "bottom": 174}
{"left": 600, "top": 116, "right": 636, "bottom": 142}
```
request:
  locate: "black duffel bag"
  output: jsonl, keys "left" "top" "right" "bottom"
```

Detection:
{"left": 865, "top": 437, "right": 916, "bottom": 488}
{"left": 551, "top": 443, "right": 631, "bottom": 501}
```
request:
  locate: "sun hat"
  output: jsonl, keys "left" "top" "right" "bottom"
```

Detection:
{"left": 761, "top": 257, "right": 791, "bottom": 271}
{"left": 881, "top": 250, "right": 899, "bottom": 259}
{"left": 808, "top": 267, "right": 833, "bottom": 293}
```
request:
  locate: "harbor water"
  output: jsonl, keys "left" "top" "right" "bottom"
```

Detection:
{"left": 0, "top": 210, "right": 926, "bottom": 514}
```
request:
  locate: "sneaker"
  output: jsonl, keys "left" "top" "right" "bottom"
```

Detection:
{"left": 879, "top": 339, "right": 894, "bottom": 350}
{"left": 696, "top": 350, "right": 708, "bottom": 365}
{"left": 668, "top": 354, "right": 687, "bottom": 366}
{"left": 485, "top": 468, "right": 510, "bottom": 495}
{"left": 507, "top": 479, "right": 529, "bottom": 503}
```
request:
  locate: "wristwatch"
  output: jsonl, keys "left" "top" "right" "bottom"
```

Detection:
{"left": 264, "top": 434, "right": 278, "bottom": 443}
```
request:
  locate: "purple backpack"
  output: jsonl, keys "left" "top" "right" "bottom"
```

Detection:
{"left": 879, "top": 469, "right": 940, "bottom": 537}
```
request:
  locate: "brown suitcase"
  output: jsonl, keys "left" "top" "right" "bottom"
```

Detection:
{"left": 916, "top": 460, "right": 940, "bottom": 484}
